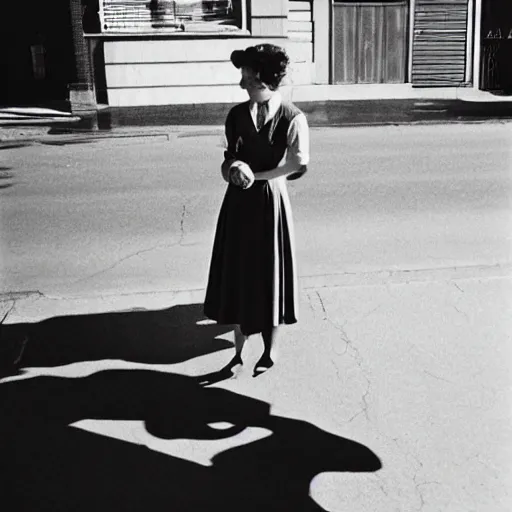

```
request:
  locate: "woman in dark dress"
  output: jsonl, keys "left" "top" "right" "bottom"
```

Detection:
{"left": 204, "top": 44, "right": 310, "bottom": 376}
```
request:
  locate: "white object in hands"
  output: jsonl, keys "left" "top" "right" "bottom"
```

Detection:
{"left": 229, "top": 161, "right": 254, "bottom": 189}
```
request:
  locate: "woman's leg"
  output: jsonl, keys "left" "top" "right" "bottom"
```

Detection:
{"left": 262, "top": 326, "right": 279, "bottom": 359}
{"left": 254, "top": 325, "right": 279, "bottom": 374}
{"left": 197, "top": 324, "right": 247, "bottom": 384}
{"left": 233, "top": 324, "right": 248, "bottom": 363}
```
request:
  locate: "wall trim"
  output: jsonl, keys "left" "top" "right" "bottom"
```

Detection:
{"left": 109, "top": 83, "right": 238, "bottom": 90}
{"left": 105, "top": 60, "right": 229, "bottom": 66}
{"left": 408, "top": 0, "right": 415, "bottom": 83}
{"left": 472, "top": 0, "right": 482, "bottom": 89}
{"left": 86, "top": 31, "right": 268, "bottom": 41}
{"left": 465, "top": 0, "right": 474, "bottom": 84}
{"left": 251, "top": 15, "right": 287, "bottom": 19}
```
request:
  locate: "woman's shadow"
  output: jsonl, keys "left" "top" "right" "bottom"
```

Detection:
{"left": 1, "top": 303, "right": 382, "bottom": 511}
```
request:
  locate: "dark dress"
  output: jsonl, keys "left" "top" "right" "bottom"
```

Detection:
{"left": 204, "top": 100, "right": 302, "bottom": 336}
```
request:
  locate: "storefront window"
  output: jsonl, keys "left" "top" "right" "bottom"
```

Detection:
{"left": 99, "top": 0, "right": 245, "bottom": 33}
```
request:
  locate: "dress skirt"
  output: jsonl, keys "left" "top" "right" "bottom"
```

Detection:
{"left": 204, "top": 176, "right": 299, "bottom": 336}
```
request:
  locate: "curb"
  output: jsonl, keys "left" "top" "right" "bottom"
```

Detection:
{"left": 2, "top": 263, "right": 510, "bottom": 325}
{"left": 2, "top": 98, "right": 512, "bottom": 146}
{"left": 2, "top": 117, "right": 512, "bottom": 149}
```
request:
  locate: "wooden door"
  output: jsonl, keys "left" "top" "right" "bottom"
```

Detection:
{"left": 333, "top": 1, "right": 409, "bottom": 84}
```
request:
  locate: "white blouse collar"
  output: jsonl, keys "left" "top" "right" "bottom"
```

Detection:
{"left": 249, "top": 91, "right": 282, "bottom": 127}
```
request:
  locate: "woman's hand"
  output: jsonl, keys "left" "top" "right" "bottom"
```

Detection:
{"left": 229, "top": 161, "right": 255, "bottom": 189}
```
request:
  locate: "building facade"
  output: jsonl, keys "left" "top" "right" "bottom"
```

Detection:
{"left": 2, "top": 1, "right": 510, "bottom": 110}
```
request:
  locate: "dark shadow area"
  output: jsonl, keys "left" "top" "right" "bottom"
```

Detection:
{"left": 196, "top": 354, "right": 244, "bottom": 387}
{"left": 40, "top": 138, "right": 101, "bottom": 146}
{"left": 102, "top": 99, "right": 512, "bottom": 129}
{"left": 489, "top": 89, "right": 512, "bottom": 97}
{"left": 0, "top": 311, "right": 28, "bottom": 378}
{"left": 0, "top": 142, "right": 32, "bottom": 150}
{"left": 0, "top": 369, "right": 382, "bottom": 511}
{"left": 2, "top": 303, "right": 233, "bottom": 368}
{"left": 107, "top": 103, "right": 232, "bottom": 127}
{"left": 0, "top": 169, "right": 14, "bottom": 189}
{"left": 1, "top": 303, "right": 382, "bottom": 510}
{"left": 149, "top": 0, "right": 184, "bottom": 29}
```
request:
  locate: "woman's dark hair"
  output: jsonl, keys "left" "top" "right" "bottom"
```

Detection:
{"left": 231, "top": 44, "right": 289, "bottom": 90}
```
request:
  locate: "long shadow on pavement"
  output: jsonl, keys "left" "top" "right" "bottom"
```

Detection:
{"left": 0, "top": 304, "right": 382, "bottom": 511}
{"left": 4, "top": 303, "right": 233, "bottom": 368}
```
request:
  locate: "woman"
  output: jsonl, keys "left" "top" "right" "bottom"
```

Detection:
{"left": 204, "top": 43, "right": 310, "bottom": 377}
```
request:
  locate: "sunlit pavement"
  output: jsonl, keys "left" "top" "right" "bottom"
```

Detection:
{"left": 1, "top": 123, "right": 511, "bottom": 511}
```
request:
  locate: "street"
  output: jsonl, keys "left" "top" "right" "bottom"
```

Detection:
{"left": 1, "top": 123, "right": 511, "bottom": 298}
{"left": 1, "top": 122, "right": 512, "bottom": 511}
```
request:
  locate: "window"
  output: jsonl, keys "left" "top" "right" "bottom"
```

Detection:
{"left": 99, "top": 0, "right": 246, "bottom": 33}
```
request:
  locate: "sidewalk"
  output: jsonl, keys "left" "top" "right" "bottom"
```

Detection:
{"left": 2, "top": 93, "right": 512, "bottom": 147}
{"left": 1, "top": 271, "right": 511, "bottom": 511}
{"left": 1, "top": 113, "right": 511, "bottom": 509}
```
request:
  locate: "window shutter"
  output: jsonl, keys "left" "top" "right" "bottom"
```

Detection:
{"left": 411, "top": 0, "right": 469, "bottom": 86}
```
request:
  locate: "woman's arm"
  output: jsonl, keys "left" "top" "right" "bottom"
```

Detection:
{"left": 221, "top": 158, "right": 237, "bottom": 183}
{"left": 221, "top": 108, "right": 239, "bottom": 183}
{"left": 253, "top": 160, "right": 307, "bottom": 181}
{"left": 254, "top": 112, "right": 310, "bottom": 181}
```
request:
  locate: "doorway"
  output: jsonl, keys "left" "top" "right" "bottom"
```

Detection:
{"left": 1, "top": 0, "right": 75, "bottom": 107}
{"left": 332, "top": 0, "right": 409, "bottom": 84}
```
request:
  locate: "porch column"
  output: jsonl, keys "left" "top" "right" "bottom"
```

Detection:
{"left": 69, "top": 0, "right": 97, "bottom": 112}
{"left": 313, "top": 0, "right": 330, "bottom": 84}
{"left": 472, "top": 0, "right": 482, "bottom": 89}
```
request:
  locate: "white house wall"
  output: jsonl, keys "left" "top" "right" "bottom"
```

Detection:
{"left": 100, "top": 0, "right": 479, "bottom": 107}
{"left": 99, "top": 0, "right": 319, "bottom": 106}
{"left": 104, "top": 37, "right": 313, "bottom": 106}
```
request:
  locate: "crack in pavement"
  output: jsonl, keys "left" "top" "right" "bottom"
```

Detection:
{"left": 0, "top": 291, "right": 65, "bottom": 325}
{"left": 413, "top": 477, "right": 442, "bottom": 511}
{"left": 454, "top": 305, "right": 470, "bottom": 321}
{"left": 305, "top": 291, "right": 347, "bottom": 384}
{"left": 304, "top": 291, "right": 316, "bottom": 314}
{"left": 468, "top": 453, "right": 499, "bottom": 478}
{"left": 358, "top": 304, "right": 383, "bottom": 324}
{"left": 73, "top": 200, "right": 191, "bottom": 285}
{"left": 1, "top": 300, "right": 16, "bottom": 324}
{"left": 313, "top": 290, "right": 373, "bottom": 423}
{"left": 0, "top": 291, "right": 45, "bottom": 302}
{"left": 423, "top": 369, "right": 453, "bottom": 384}
{"left": 391, "top": 441, "right": 443, "bottom": 511}
{"left": 372, "top": 435, "right": 434, "bottom": 508}
{"left": 0, "top": 292, "right": 51, "bottom": 324}
{"left": 301, "top": 262, "right": 510, "bottom": 291}
{"left": 449, "top": 279, "right": 469, "bottom": 320}
{"left": 373, "top": 474, "right": 390, "bottom": 497}
{"left": 452, "top": 282, "right": 465, "bottom": 293}
{"left": 314, "top": 290, "right": 328, "bottom": 320}
{"left": 0, "top": 298, "right": 30, "bottom": 367}
{"left": 73, "top": 244, "right": 166, "bottom": 284}
{"left": 179, "top": 203, "right": 187, "bottom": 246}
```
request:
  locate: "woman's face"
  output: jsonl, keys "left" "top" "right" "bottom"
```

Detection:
{"left": 240, "top": 66, "right": 271, "bottom": 102}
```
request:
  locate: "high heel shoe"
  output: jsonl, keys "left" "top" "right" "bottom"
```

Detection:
{"left": 253, "top": 354, "right": 274, "bottom": 377}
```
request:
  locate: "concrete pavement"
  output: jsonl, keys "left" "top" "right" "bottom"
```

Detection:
{"left": 2, "top": 123, "right": 511, "bottom": 299}
{"left": 1, "top": 122, "right": 511, "bottom": 510}
{"left": 1, "top": 268, "right": 511, "bottom": 511}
